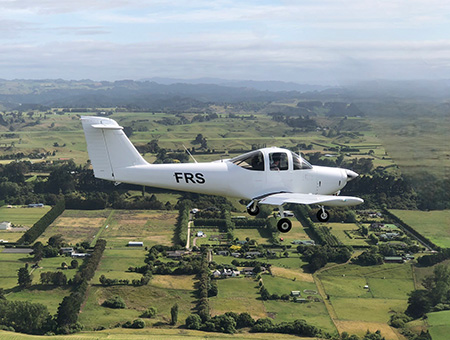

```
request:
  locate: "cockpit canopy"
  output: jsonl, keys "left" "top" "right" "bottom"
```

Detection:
{"left": 230, "top": 150, "right": 265, "bottom": 171}
{"left": 230, "top": 149, "right": 312, "bottom": 171}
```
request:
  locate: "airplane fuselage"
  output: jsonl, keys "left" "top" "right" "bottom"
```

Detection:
{"left": 111, "top": 148, "right": 349, "bottom": 200}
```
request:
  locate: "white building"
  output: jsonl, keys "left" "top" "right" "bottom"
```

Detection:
{"left": 0, "top": 222, "right": 12, "bottom": 230}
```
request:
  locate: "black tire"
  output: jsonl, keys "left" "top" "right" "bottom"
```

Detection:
{"left": 247, "top": 204, "right": 260, "bottom": 216}
{"left": 277, "top": 218, "right": 292, "bottom": 233}
{"left": 317, "top": 209, "right": 330, "bottom": 222}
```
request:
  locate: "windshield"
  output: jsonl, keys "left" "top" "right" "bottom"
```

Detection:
{"left": 292, "top": 152, "right": 312, "bottom": 170}
{"left": 231, "top": 151, "right": 264, "bottom": 171}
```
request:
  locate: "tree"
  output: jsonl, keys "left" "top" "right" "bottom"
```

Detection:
{"left": 71, "top": 259, "right": 79, "bottom": 269}
{"left": 185, "top": 314, "right": 202, "bottom": 329}
{"left": 48, "top": 234, "right": 64, "bottom": 248}
{"left": 33, "top": 241, "right": 44, "bottom": 261}
{"left": 170, "top": 303, "right": 179, "bottom": 325}
{"left": 18, "top": 266, "right": 32, "bottom": 288}
{"left": 236, "top": 312, "right": 255, "bottom": 328}
{"left": 406, "top": 290, "right": 431, "bottom": 318}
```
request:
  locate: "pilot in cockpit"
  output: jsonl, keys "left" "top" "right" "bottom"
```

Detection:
{"left": 270, "top": 154, "right": 281, "bottom": 171}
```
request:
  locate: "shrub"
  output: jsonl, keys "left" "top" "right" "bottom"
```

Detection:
{"left": 141, "top": 307, "right": 157, "bottom": 318}
{"left": 102, "top": 296, "right": 126, "bottom": 309}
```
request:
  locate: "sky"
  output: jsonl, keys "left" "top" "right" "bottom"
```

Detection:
{"left": 1, "top": 0, "right": 450, "bottom": 85}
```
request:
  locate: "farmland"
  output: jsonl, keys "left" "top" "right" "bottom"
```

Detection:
{"left": 0, "top": 102, "right": 448, "bottom": 340}
{"left": 389, "top": 210, "right": 450, "bottom": 248}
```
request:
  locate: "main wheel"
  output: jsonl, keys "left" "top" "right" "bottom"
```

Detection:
{"left": 317, "top": 209, "right": 330, "bottom": 222}
{"left": 277, "top": 218, "right": 292, "bottom": 233}
{"left": 247, "top": 204, "right": 260, "bottom": 216}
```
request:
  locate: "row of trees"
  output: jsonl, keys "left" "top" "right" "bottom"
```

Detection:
{"left": 17, "top": 199, "right": 65, "bottom": 244}
{"left": 55, "top": 239, "right": 106, "bottom": 333}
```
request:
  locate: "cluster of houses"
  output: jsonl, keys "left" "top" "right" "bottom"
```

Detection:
{"left": 60, "top": 247, "right": 91, "bottom": 258}
{"left": 215, "top": 249, "right": 263, "bottom": 258}
{"left": 358, "top": 210, "right": 383, "bottom": 219}
{"left": 212, "top": 266, "right": 266, "bottom": 278}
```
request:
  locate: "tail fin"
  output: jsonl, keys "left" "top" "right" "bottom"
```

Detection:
{"left": 81, "top": 116, "right": 148, "bottom": 181}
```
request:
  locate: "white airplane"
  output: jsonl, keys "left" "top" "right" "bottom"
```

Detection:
{"left": 81, "top": 116, "right": 363, "bottom": 233}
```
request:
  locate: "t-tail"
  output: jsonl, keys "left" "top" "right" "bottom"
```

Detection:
{"left": 81, "top": 116, "right": 148, "bottom": 181}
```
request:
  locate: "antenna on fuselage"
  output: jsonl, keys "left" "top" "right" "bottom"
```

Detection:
{"left": 183, "top": 145, "right": 198, "bottom": 163}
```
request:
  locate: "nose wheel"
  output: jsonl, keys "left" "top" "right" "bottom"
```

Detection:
{"left": 317, "top": 207, "right": 330, "bottom": 222}
{"left": 277, "top": 218, "right": 292, "bottom": 233}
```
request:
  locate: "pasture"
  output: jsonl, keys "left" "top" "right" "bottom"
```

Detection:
{"left": 0, "top": 328, "right": 313, "bottom": 340}
{"left": 37, "top": 209, "right": 111, "bottom": 245}
{"left": 233, "top": 228, "right": 273, "bottom": 245}
{"left": 0, "top": 230, "right": 25, "bottom": 243}
{"left": 263, "top": 300, "right": 335, "bottom": 334}
{"left": 79, "top": 283, "right": 196, "bottom": 330}
{"left": 98, "top": 210, "right": 177, "bottom": 248}
{"left": 0, "top": 206, "right": 51, "bottom": 227}
{"left": 389, "top": 210, "right": 450, "bottom": 248}
{"left": 327, "top": 223, "right": 370, "bottom": 247}
{"left": 331, "top": 297, "right": 407, "bottom": 323}
{"left": 427, "top": 310, "right": 450, "bottom": 340}
{"left": 92, "top": 248, "right": 146, "bottom": 284}
{"left": 261, "top": 274, "right": 317, "bottom": 296}
{"left": 7, "top": 286, "right": 71, "bottom": 314}
{"left": 209, "top": 277, "right": 267, "bottom": 319}
{"left": 317, "top": 263, "right": 414, "bottom": 333}
{"left": 0, "top": 251, "right": 33, "bottom": 289}
{"left": 373, "top": 115, "right": 450, "bottom": 179}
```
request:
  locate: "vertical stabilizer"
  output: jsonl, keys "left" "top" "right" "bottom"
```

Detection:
{"left": 81, "top": 116, "right": 148, "bottom": 181}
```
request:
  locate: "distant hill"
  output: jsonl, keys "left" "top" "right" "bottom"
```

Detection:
{"left": 0, "top": 79, "right": 325, "bottom": 110}
{"left": 141, "top": 77, "right": 329, "bottom": 92}
{"left": 0, "top": 78, "right": 449, "bottom": 111}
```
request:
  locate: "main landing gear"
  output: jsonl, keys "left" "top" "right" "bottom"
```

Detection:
{"left": 317, "top": 206, "right": 330, "bottom": 222}
{"left": 246, "top": 202, "right": 260, "bottom": 216}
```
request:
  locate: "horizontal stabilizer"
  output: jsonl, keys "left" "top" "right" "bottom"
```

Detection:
{"left": 258, "top": 192, "right": 364, "bottom": 207}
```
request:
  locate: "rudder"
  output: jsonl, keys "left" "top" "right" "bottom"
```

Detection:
{"left": 81, "top": 116, "right": 148, "bottom": 181}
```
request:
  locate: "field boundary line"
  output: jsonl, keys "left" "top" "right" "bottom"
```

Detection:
{"left": 313, "top": 272, "right": 339, "bottom": 332}
{"left": 91, "top": 210, "right": 115, "bottom": 246}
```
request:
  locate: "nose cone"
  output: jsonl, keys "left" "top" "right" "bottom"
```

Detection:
{"left": 346, "top": 169, "right": 359, "bottom": 181}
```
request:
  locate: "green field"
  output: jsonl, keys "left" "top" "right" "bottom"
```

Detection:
{"left": 326, "top": 223, "right": 370, "bottom": 246}
{"left": 79, "top": 283, "right": 196, "bottom": 330}
{"left": 318, "top": 263, "right": 414, "bottom": 328}
{"left": 427, "top": 310, "right": 450, "bottom": 340}
{"left": 209, "top": 277, "right": 266, "bottom": 319}
{"left": 97, "top": 210, "right": 177, "bottom": 248}
{"left": 0, "top": 206, "right": 51, "bottom": 227}
{"left": 0, "top": 328, "right": 312, "bottom": 340}
{"left": 92, "top": 248, "right": 147, "bottom": 284}
{"left": 390, "top": 210, "right": 450, "bottom": 248}
{"left": 0, "top": 252, "right": 34, "bottom": 289}
{"left": 373, "top": 115, "right": 450, "bottom": 179}
{"left": 331, "top": 297, "right": 407, "bottom": 323}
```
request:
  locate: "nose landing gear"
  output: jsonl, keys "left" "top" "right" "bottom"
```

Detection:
{"left": 277, "top": 218, "right": 292, "bottom": 233}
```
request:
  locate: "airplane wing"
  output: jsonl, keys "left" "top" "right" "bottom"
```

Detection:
{"left": 258, "top": 192, "right": 363, "bottom": 207}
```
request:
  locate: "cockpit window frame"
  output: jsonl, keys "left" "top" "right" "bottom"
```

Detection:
{"left": 230, "top": 150, "right": 265, "bottom": 171}
{"left": 291, "top": 152, "right": 313, "bottom": 170}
